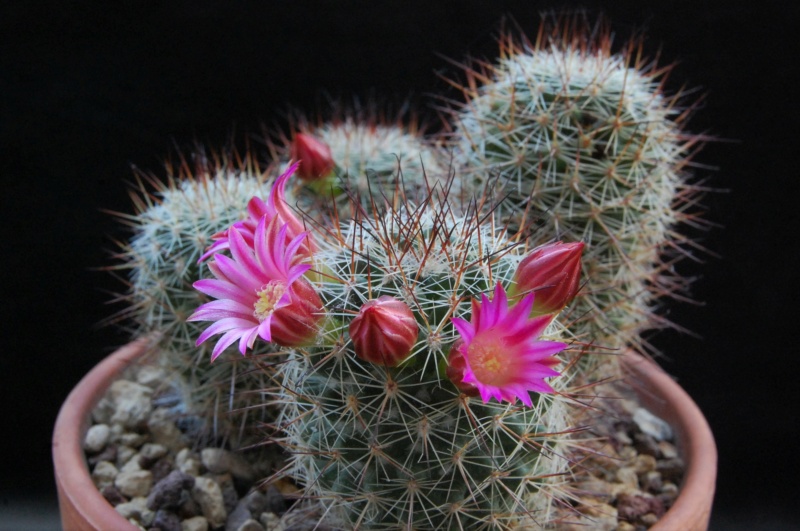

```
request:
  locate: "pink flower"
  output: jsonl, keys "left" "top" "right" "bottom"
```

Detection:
{"left": 349, "top": 296, "right": 418, "bottom": 366}
{"left": 189, "top": 215, "right": 323, "bottom": 361}
{"left": 199, "top": 162, "right": 314, "bottom": 262}
{"left": 511, "top": 241, "right": 584, "bottom": 316}
{"left": 291, "top": 133, "right": 335, "bottom": 181}
{"left": 449, "top": 284, "right": 567, "bottom": 406}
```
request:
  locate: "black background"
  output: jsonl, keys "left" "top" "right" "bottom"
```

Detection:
{"left": 2, "top": 1, "right": 798, "bottom": 527}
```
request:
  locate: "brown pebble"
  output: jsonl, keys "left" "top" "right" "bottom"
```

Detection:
{"left": 101, "top": 485, "right": 127, "bottom": 505}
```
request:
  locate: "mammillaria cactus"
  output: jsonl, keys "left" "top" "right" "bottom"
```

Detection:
{"left": 187, "top": 175, "right": 585, "bottom": 528}
{"left": 447, "top": 18, "right": 703, "bottom": 363}
{"left": 104, "top": 14, "right": 707, "bottom": 529}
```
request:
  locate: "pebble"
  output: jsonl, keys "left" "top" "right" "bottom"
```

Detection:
{"left": 115, "top": 496, "right": 155, "bottom": 526}
{"left": 202, "top": 448, "right": 256, "bottom": 485}
{"left": 115, "top": 469, "right": 154, "bottom": 498}
{"left": 84, "top": 424, "right": 111, "bottom": 453}
{"left": 148, "top": 407, "right": 185, "bottom": 450}
{"left": 236, "top": 519, "right": 265, "bottom": 531}
{"left": 147, "top": 470, "right": 196, "bottom": 511}
{"left": 260, "top": 512, "right": 284, "bottom": 531}
{"left": 108, "top": 380, "right": 154, "bottom": 429}
{"left": 101, "top": 485, "right": 127, "bottom": 506}
{"left": 176, "top": 448, "right": 202, "bottom": 476}
{"left": 192, "top": 476, "right": 228, "bottom": 528}
{"left": 91, "top": 460, "right": 118, "bottom": 489}
{"left": 633, "top": 407, "right": 673, "bottom": 442}
{"left": 153, "top": 509, "right": 183, "bottom": 531}
{"left": 181, "top": 515, "right": 210, "bottom": 531}
{"left": 117, "top": 445, "right": 138, "bottom": 469}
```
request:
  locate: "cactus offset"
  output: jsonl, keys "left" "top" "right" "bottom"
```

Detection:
{"left": 110, "top": 151, "right": 282, "bottom": 445}
{"left": 275, "top": 112, "right": 452, "bottom": 222}
{"left": 447, "top": 18, "right": 703, "bottom": 362}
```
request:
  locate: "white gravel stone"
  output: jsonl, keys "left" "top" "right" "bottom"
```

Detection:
{"left": 115, "top": 496, "right": 154, "bottom": 526}
{"left": 260, "top": 512, "right": 284, "bottom": 531}
{"left": 83, "top": 424, "right": 111, "bottom": 453}
{"left": 115, "top": 469, "right": 154, "bottom": 498}
{"left": 91, "top": 460, "right": 118, "bottom": 489}
{"left": 140, "top": 442, "right": 168, "bottom": 461}
{"left": 108, "top": 380, "right": 154, "bottom": 429}
{"left": 201, "top": 448, "right": 255, "bottom": 482}
{"left": 136, "top": 364, "right": 168, "bottom": 388}
{"left": 176, "top": 448, "right": 202, "bottom": 476}
{"left": 182, "top": 516, "right": 210, "bottom": 531}
{"left": 117, "top": 445, "right": 137, "bottom": 468}
{"left": 192, "top": 476, "right": 228, "bottom": 528}
{"left": 148, "top": 407, "right": 184, "bottom": 450}
{"left": 633, "top": 407, "right": 673, "bottom": 441}
{"left": 120, "top": 454, "right": 143, "bottom": 474}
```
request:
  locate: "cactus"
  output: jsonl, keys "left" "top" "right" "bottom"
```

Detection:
{"left": 446, "top": 18, "right": 703, "bottom": 363}
{"left": 259, "top": 189, "right": 582, "bottom": 529}
{"left": 273, "top": 112, "right": 453, "bottom": 222}
{"left": 109, "top": 151, "right": 282, "bottom": 446}
{"left": 104, "top": 14, "right": 706, "bottom": 530}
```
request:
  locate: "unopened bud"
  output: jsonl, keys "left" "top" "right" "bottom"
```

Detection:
{"left": 270, "top": 277, "right": 325, "bottom": 347}
{"left": 349, "top": 296, "right": 418, "bottom": 366}
{"left": 291, "top": 133, "right": 335, "bottom": 181}
{"left": 446, "top": 340, "right": 480, "bottom": 397}
{"left": 512, "top": 241, "right": 584, "bottom": 315}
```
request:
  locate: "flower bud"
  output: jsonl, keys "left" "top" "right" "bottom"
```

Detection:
{"left": 512, "top": 241, "right": 584, "bottom": 316}
{"left": 445, "top": 340, "right": 480, "bottom": 397}
{"left": 349, "top": 296, "right": 418, "bottom": 366}
{"left": 270, "top": 277, "right": 325, "bottom": 347}
{"left": 291, "top": 133, "right": 335, "bottom": 181}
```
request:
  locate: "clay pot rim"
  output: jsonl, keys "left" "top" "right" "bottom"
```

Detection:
{"left": 52, "top": 337, "right": 152, "bottom": 530}
{"left": 622, "top": 351, "right": 717, "bottom": 530}
{"left": 53, "top": 341, "right": 716, "bottom": 530}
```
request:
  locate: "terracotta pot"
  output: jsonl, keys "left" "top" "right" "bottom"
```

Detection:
{"left": 622, "top": 352, "right": 717, "bottom": 530}
{"left": 53, "top": 338, "right": 151, "bottom": 531}
{"left": 53, "top": 342, "right": 716, "bottom": 530}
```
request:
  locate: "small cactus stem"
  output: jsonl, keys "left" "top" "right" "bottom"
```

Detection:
{"left": 109, "top": 149, "right": 287, "bottom": 447}
{"left": 447, "top": 17, "right": 704, "bottom": 365}
{"left": 269, "top": 112, "right": 453, "bottom": 223}
{"left": 271, "top": 185, "right": 582, "bottom": 529}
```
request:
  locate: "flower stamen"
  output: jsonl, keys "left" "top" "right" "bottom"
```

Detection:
{"left": 253, "top": 281, "right": 287, "bottom": 322}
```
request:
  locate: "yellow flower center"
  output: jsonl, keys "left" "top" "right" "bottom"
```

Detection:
{"left": 467, "top": 335, "right": 510, "bottom": 386}
{"left": 253, "top": 281, "right": 286, "bottom": 322}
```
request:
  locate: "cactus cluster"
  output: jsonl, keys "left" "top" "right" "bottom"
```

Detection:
{"left": 109, "top": 15, "right": 703, "bottom": 530}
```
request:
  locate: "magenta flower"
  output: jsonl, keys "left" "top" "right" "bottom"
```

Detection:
{"left": 199, "top": 162, "right": 314, "bottom": 261}
{"left": 189, "top": 215, "right": 323, "bottom": 361}
{"left": 449, "top": 284, "right": 567, "bottom": 406}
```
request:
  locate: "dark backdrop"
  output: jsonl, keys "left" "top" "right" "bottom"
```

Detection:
{"left": 2, "top": 1, "right": 798, "bottom": 527}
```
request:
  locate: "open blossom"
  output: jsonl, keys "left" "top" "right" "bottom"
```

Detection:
{"left": 449, "top": 284, "right": 567, "bottom": 406}
{"left": 511, "top": 241, "right": 584, "bottom": 316}
{"left": 199, "top": 162, "right": 314, "bottom": 261}
{"left": 349, "top": 296, "right": 418, "bottom": 366}
{"left": 189, "top": 215, "right": 323, "bottom": 360}
{"left": 291, "top": 133, "right": 335, "bottom": 181}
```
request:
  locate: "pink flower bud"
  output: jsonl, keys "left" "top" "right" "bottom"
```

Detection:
{"left": 513, "top": 241, "right": 584, "bottom": 316}
{"left": 349, "top": 296, "right": 418, "bottom": 366}
{"left": 270, "top": 277, "right": 325, "bottom": 347}
{"left": 445, "top": 340, "right": 480, "bottom": 397}
{"left": 291, "top": 133, "right": 335, "bottom": 181}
